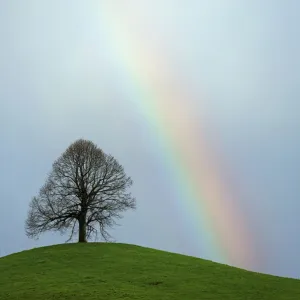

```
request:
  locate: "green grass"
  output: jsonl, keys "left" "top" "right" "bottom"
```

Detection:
{"left": 0, "top": 243, "right": 299, "bottom": 299}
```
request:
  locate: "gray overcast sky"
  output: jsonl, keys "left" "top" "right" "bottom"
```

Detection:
{"left": 1, "top": 0, "right": 300, "bottom": 279}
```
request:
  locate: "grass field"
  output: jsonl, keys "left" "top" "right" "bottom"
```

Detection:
{"left": 0, "top": 243, "right": 299, "bottom": 299}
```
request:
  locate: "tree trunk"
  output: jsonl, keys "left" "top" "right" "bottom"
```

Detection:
{"left": 78, "top": 213, "right": 87, "bottom": 243}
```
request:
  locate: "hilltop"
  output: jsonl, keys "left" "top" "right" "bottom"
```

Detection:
{"left": 0, "top": 243, "right": 299, "bottom": 299}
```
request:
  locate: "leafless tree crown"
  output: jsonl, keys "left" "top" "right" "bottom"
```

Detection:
{"left": 25, "top": 139, "right": 136, "bottom": 242}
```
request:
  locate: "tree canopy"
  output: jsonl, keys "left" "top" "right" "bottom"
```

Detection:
{"left": 25, "top": 139, "right": 136, "bottom": 242}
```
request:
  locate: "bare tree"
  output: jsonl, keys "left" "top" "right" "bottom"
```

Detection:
{"left": 25, "top": 139, "right": 136, "bottom": 243}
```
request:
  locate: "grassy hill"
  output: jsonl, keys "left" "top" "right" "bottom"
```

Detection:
{"left": 0, "top": 243, "right": 299, "bottom": 299}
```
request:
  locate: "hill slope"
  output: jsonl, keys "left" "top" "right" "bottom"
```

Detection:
{"left": 0, "top": 243, "right": 299, "bottom": 299}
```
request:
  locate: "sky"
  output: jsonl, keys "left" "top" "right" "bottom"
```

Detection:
{"left": 0, "top": 0, "right": 300, "bottom": 279}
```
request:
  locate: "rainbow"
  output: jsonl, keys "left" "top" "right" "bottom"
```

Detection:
{"left": 94, "top": 2, "right": 258, "bottom": 269}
